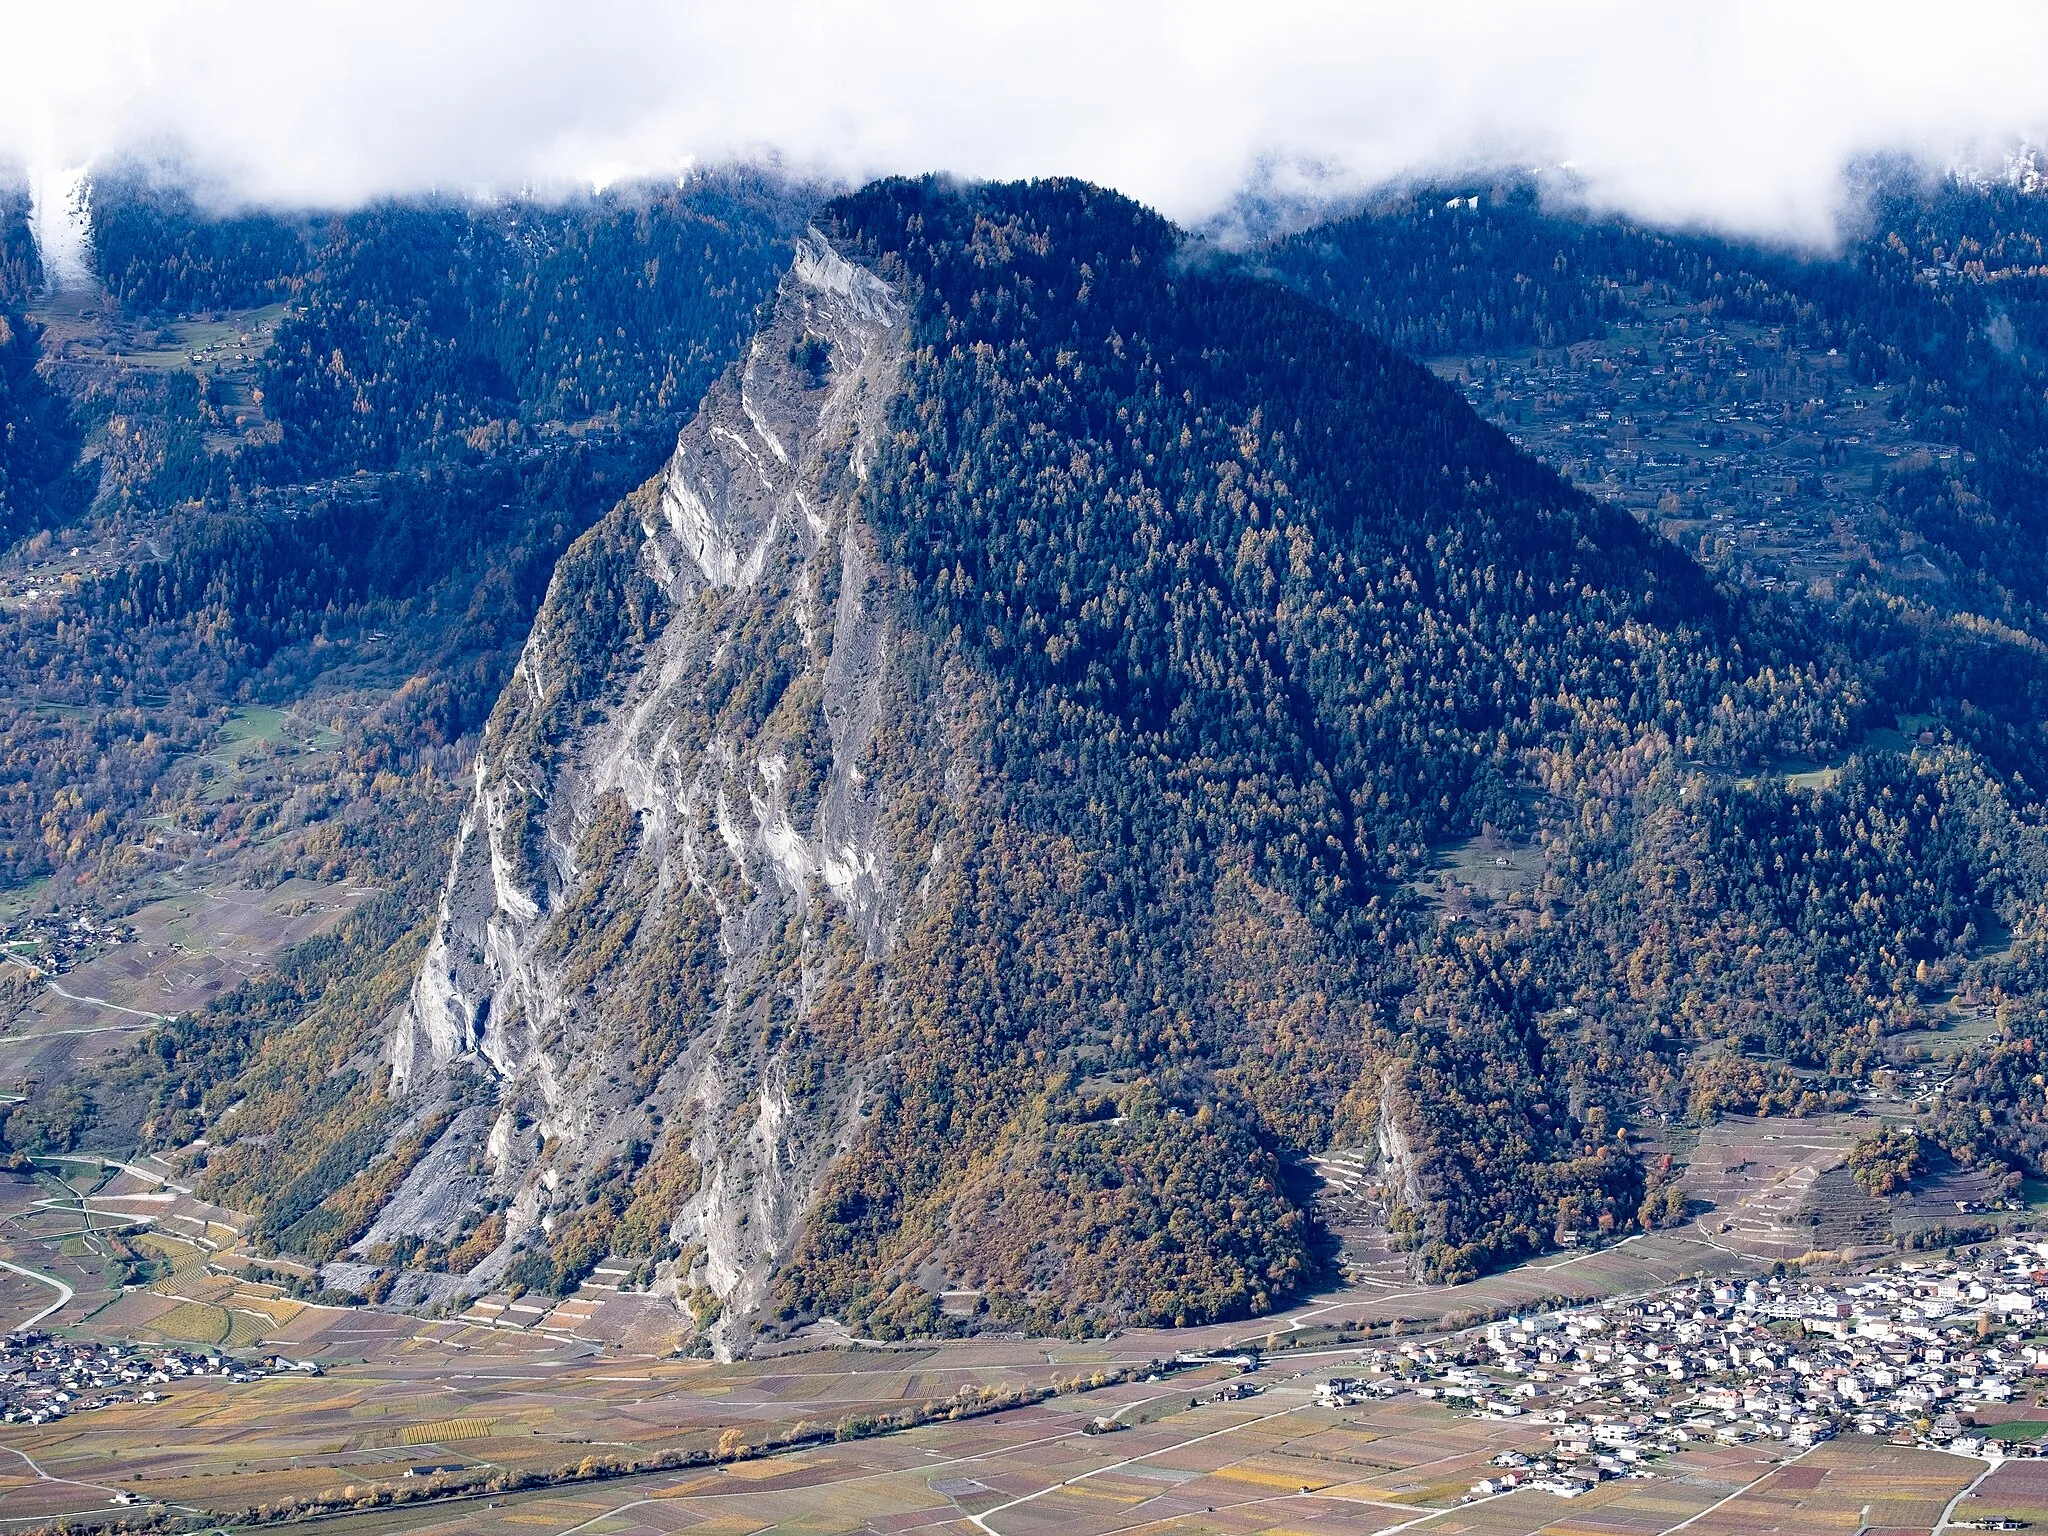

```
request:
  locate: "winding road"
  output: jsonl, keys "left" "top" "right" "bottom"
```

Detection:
{"left": 0, "top": 1255, "right": 72, "bottom": 1331}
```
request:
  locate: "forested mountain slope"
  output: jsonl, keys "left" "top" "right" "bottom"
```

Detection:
{"left": 0, "top": 176, "right": 804, "bottom": 894}
{"left": 0, "top": 184, "right": 38, "bottom": 307}
{"left": 163, "top": 176, "right": 2048, "bottom": 1359}
{"left": 0, "top": 176, "right": 806, "bottom": 1170}
{"left": 1264, "top": 174, "right": 2048, "bottom": 1240}
{"left": 0, "top": 186, "right": 76, "bottom": 544}
{"left": 1265, "top": 177, "right": 2048, "bottom": 781}
{"left": 0, "top": 308, "right": 80, "bottom": 544}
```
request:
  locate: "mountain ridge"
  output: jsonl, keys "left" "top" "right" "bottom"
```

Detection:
{"left": 369, "top": 228, "right": 912, "bottom": 1352}
{"left": 150, "top": 176, "right": 2048, "bottom": 1358}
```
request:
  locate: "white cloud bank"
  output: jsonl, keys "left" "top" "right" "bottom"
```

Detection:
{"left": 6, "top": 1, "right": 2048, "bottom": 242}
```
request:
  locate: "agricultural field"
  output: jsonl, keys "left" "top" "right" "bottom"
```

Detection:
{"left": 0, "top": 1071, "right": 2020, "bottom": 1534}
{"left": 1664, "top": 1439, "right": 1979, "bottom": 1536}
{"left": 0, "top": 874, "right": 367, "bottom": 1095}
{"left": 24, "top": 293, "right": 286, "bottom": 458}
{"left": 0, "top": 1108, "right": 2031, "bottom": 1533}
{"left": 1313, "top": 1108, "right": 2021, "bottom": 1307}
{"left": 0, "top": 1333, "right": 1972, "bottom": 1536}
{"left": 1679, "top": 1115, "right": 1887, "bottom": 1261}
{"left": 0, "top": 1190, "right": 1836, "bottom": 1536}
{"left": 1956, "top": 1456, "right": 2048, "bottom": 1531}
{"left": 0, "top": 1170, "right": 1753, "bottom": 1536}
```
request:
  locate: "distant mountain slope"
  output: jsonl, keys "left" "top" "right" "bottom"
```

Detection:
{"left": 65, "top": 172, "right": 808, "bottom": 503}
{"left": 1265, "top": 178, "right": 2048, "bottom": 782}
{"left": 0, "top": 308, "right": 81, "bottom": 543}
{"left": 0, "top": 177, "right": 808, "bottom": 903}
{"left": 87, "top": 168, "right": 311, "bottom": 315}
{"left": 176, "top": 178, "right": 2048, "bottom": 1357}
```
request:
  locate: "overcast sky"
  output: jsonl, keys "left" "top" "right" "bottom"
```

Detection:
{"left": 9, "top": 1, "right": 2048, "bottom": 244}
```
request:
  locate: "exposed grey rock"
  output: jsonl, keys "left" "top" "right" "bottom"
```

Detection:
{"left": 372, "top": 228, "right": 945, "bottom": 1356}
{"left": 317, "top": 1260, "right": 382, "bottom": 1296}
{"left": 353, "top": 1106, "right": 496, "bottom": 1251}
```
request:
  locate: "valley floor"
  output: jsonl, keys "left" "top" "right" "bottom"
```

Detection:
{"left": 0, "top": 1290, "right": 2016, "bottom": 1536}
{"left": 0, "top": 1225, "right": 1761, "bottom": 1534}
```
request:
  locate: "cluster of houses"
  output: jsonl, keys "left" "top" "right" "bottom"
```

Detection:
{"left": 0, "top": 904, "right": 135, "bottom": 977}
{"left": 1317, "top": 1237, "right": 2048, "bottom": 1502}
{"left": 1439, "top": 286, "right": 1934, "bottom": 602}
{"left": 0, "top": 1334, "right": 313, "bottom": 1425}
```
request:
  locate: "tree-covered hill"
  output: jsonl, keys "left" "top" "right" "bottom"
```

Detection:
{"left": 80, "top": 171, "right": 806, "bottom": 487}
{"left": 18, "top": 172, "right": 2048, "bottom": 1343}
{"left": 758, "top": 178, "right": 1859, "bottom": 1316}
{"left": 1261, "top": 173, "right": 2048, "bottom": 1248}
{"left": 1265, "top": 177, "right": 2048, "bottom": 784}
{"left": 167, "top": 177, "right": 2041, "bottom": 1348}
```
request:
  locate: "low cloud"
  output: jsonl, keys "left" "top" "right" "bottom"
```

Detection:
{"left": 7, "top": 1, "right": 2048, "bottom": 242}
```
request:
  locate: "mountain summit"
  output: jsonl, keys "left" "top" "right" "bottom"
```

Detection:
{"left": 207, "top": 178, "right": 1926, "bottom": 1352}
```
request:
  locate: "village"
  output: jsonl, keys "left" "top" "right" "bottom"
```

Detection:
{"left": 0, "top": 1332, "right": 312, "bottom": 1426}
{"left": 0, "top": 904, "right": 136, "bottom": 980}
{"left": 1295, "top": 1235, "right": 2048, "bottom": 1502}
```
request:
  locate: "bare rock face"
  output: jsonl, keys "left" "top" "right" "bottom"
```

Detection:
{"left": 375, "top": 229, "right": 965, "bottom": 1355}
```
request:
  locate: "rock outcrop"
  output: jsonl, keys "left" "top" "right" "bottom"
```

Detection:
{"left": 324, "top": 178, "right": 1706, "bottom": 1345}
{"left": 374, "top": 229, "right": 946, "bottom": 1354}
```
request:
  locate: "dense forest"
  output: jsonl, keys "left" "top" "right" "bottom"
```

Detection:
{"left": 8, "top": 167, "right": 2048, "bottom": 1335}
{"left": 0, "top": 184, "right": 38, "bottom": 307}
{"left": 251, "top": 180, "right": 802, "bottom": 481}
{"left": 1268, "top": 178, "right": 2048, "bottom": 783}
{"left": 87, "top": 168, "right": 311, "bottom": 315}
{"left": 0, "top": 183, "right": 75, "bottom": 542}
{"left": 60, "top": 174, "right": 805, "bottom": 510}
{"left": 0, "top": 307, "right": 81, "bottom": 545}
{"left": 0, "top": 176, "right": 805, "bottom": 894}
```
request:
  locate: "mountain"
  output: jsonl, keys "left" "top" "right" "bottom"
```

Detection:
{"left": 164, "top": 175, "right": 2033, "bottom": 1357}
{"left": 3, "top": 170, "right": 2040, "bottom": 1359}
{"left": 1262, "top": 177, "right": 2048, "bottom": 779}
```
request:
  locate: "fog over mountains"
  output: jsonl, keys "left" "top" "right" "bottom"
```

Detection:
{"left": 11, "top": 0, "right": 2048, "bottom": 1370}
{"left": 10, "top": 2, "right": 2048, "bottom": 244}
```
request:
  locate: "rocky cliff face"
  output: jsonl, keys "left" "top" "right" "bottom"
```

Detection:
{"left": 372, "top": 229, "right": 959, "bottom": 1354}
{"left": 324, "top": 180, "right": 1727, "bottom": 1346}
